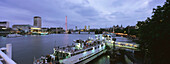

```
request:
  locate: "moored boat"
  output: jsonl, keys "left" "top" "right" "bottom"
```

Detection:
{"left": 6, "top": 34, "right": 22, "bottom": 38}
{"left": 33, "top": 34, "right": 114, "bottom": 64}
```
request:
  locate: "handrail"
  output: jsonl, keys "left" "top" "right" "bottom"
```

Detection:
{"left": 0, "top": 61, "right": 3, "bottom": 64}
{"left": 0, "top": 47, "right": 7, "bottom": 50}
{"left": 0, "top": 44, "right": 16, "bottom": 64}
{"left": 0, "top": 50, "right": 16, "bottom": 64}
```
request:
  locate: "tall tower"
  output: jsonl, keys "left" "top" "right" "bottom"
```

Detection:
{"left": 34, "top": 16, "right": 41, "bottom": 28}
{"left": 65, "top": 16, "right": 67, "bottom": 33}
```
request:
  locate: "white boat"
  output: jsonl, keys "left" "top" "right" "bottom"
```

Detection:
{"left": 34, "top": 34, "right": 113, "bottom": 64}
{"left": 58, "top": 40, "right": 106, "bottom": 64}
{"left": 6, "top": 34, "right": 22, "bottom": 38}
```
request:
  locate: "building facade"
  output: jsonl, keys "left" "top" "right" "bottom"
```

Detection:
{"left": 12, "top": 24, "right": 31, "bottom": 32}
{"left": 49, "top": 27, "right": 64, "bottom": 34}
{"left": 0, "top": 21, "right": 9, "bottom": 29}
{"left": 0, "top": 21, "right": 10, "bottom": 36}
{"left": 33, "top": 16, "right": 41, "bottom": 28}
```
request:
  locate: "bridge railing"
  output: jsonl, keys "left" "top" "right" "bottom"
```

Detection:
{"left": 0, "top": 44, "right": 16, "bottom": 64}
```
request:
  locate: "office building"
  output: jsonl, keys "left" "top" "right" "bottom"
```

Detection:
{"left": 33, "top": 16, "right": 41, "bottom": 28}
{"left": 0, "top": 21, "right": 9, "bottom": 29}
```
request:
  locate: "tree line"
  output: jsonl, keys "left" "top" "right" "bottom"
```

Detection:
{"left": 136, "top": 0, "right": 170, "bottom": 63}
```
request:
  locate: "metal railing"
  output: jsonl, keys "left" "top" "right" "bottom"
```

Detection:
{"left": 0, "top": 44, "right": 16, "bottom": 64}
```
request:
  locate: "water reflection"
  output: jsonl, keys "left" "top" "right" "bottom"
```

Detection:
{"left": 64, "top": 34, "right": 69, "bottom": 45}
{"left": 88, "top": 54, "right": 110, "bottom": 64}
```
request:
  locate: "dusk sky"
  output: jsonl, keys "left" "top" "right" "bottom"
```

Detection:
{"left": 0, "top": 0, "right": 166, "bottom": 29}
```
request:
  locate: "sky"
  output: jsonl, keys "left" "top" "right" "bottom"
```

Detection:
{"left": 0, "top": 0, "right": 166, "bottom": 29}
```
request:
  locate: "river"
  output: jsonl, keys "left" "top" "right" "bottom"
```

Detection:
{"left": 0, "top": 34, "right": 133, "bottom": 64}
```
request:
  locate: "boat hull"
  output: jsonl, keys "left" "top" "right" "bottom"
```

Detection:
{"left": 77, "top": 49, "right": 107, "bottom": 64}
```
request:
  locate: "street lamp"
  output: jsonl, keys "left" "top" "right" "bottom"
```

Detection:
{"left": 112, "top": 38, "right": 116, "bottom": 49}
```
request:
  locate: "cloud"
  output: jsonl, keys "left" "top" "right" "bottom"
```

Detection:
{"left": 0, "top": 0, "right": 166, "bottom": 29}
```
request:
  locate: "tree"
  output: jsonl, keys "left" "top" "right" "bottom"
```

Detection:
{"left": 137, "top": 0, "right": 170, "bottom": 63}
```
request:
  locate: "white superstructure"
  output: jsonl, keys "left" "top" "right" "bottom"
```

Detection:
{"left": 34, "top": 34, "right": 114, "bottom": 64}
{"left": 59, "top": 42, "right": 106, "bottom": 64}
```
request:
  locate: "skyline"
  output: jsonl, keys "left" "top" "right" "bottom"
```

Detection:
{"left": 0, "top": 0, "right": 166, "bottom": 29}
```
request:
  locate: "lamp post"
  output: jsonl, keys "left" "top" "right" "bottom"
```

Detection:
{"left": 110, "top": 37, "right": 117, "bottom": 63}
{"left": 112, "top": 38, "right": 116, "bottom": 49}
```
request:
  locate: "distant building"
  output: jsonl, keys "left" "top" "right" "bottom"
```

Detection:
{"left": 84, "top": 25, "right": 87, "bottom": 30}
{"left": 0, "top": 21, "right": 10, "bottom": 35}
{"left": 113, "top": 25, "right": 124, "bottom": 30}
{"left": 49, "top": 27, "right": 64, "bottom": 33}
{"left": 49, "top": 28, "right": 56, "bottom": 33}
{"left": 56, "top": 27, "right": 64, "bottom": 33}
{"left": 0, "top": 21, "right": 9, "bottom": 29}
{"left": 113, "top": 26, "right": 115, "bottom": 33}
{"left": 41, "top": 28, "right": 49, "bottom": 32}
{"left": 12, "top": 24, "right": 31, "bottom": 32}
{"left": 88, "top": 25, "right": 90, "bottom": 30}
{"left": 100, "top": 28, "right": 110, "bottom": 31}
{"left": 33, "top": 16, "right": 41, "bottom": 28}
{"left": 75, "top": 26, "right": 77, "bottom": 30}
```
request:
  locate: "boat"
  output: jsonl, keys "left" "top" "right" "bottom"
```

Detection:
{"left": 6, "top": 34, "right": 22, "bottom": 38}
{"left": 33, "top": 34, "right": 114, "bottom": 64}
{"left": 33, "top": 34, "right": 138, "bottom": 64}
{"left": 31, "top": 32, "right": 48, "bottom": 35}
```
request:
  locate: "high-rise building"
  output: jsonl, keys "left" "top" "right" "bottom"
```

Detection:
{"left": 0, "top": 21, "right": 9, "bottom": 29}
{"left": 33, "top": 16, "right": 41, "bottom": 28}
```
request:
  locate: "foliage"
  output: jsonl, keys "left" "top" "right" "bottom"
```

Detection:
{"left": 137, "top": 0, "right": 170, "bottom": 63}
{"left": 114, "top": 28, "right": 124, "bottom": 33}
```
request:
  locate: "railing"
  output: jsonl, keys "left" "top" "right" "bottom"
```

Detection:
{"left": 0, "top": 44, "right": 16, "bottom": 64}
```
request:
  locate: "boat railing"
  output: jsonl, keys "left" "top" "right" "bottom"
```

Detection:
{"left": 55, "top": 41, "right": 104, "bottom": 55}
{"left": 0, "top": 44, "right": 16, "bottom": 64}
